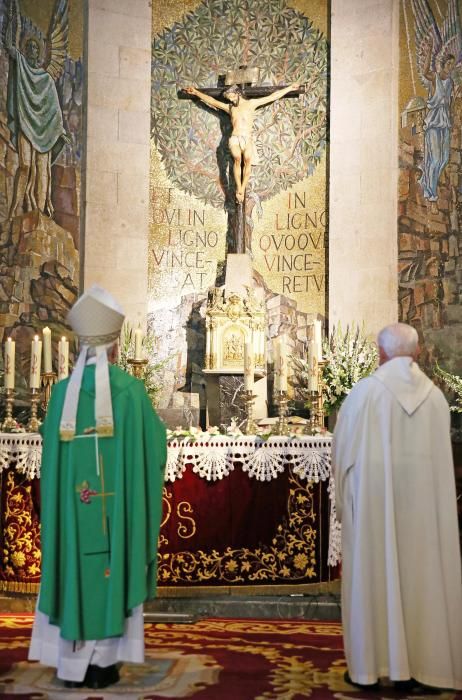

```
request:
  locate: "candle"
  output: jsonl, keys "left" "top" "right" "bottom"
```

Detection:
{"left": 308, "top": 341, "right": 319, "bottom": 392}
{"left": 244, "top": 341, "right": 254, "bottom": 391}
{"left": 4, "top": 337, "right": 15, "bottom": 389}
{"left": 30, "top": 335, "right": 42, "bottom": 389}
{"left": 58, "top": 336, "right": 69, "bottom": 380}
{"left": 42, "top": 326, "right": 52, "bottom": 373}
{"left": 274, "top": 334, "right": 288, "bottom": 392}
{"left": 134, "top": 328, "right": 143, "bottom": 360}
{"left": 280, "top": 334, "right": 288, "bottom": 392}
{"left": 258, "top": 327, "right": 265, "bottom": 365}
{"left": 313, "top": 320, "right": 323, "bottom": 361}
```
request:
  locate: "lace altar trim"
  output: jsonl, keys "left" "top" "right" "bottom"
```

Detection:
{"left": 165, "top": 435, "right": 333, "bottom": 482}
{"left": 0, "top": 433, "right": 42, "bottom": 480}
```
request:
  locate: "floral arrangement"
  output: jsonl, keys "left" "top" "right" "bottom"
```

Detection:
{"left": 433, "top": 364, "right": 462, "bottom": 412}
{"left": 117, "top": 323, "right": 169, "bottom": 407}
{"left": 321, "top": 324, "right": 378, "bottom": 414}
{"left": 0, "top": 418, "right": 26, "bottom": 433}
{"left": 167, "top": 425, "right": 217, "bottom": 441}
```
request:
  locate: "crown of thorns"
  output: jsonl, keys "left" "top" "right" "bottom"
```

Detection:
{"left": 223, "top": 84, "right": 242, "bottom": 99}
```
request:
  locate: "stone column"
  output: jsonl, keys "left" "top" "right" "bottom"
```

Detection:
{"left": 84, "top": 0, "right": 152, "bottom": 327}
{"left": 329, "top": 0, "right": 399, "bottom": 337}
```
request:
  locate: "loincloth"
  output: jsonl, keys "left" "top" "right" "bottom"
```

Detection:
{"left": 229, "top": 134, "right": 248, "bottom": 150}
{"left": 228, "top": 134, "right": 258, "bottom": 164}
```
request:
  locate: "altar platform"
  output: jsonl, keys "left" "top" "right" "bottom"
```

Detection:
{"left": 0, "top": 432, "right": 340, "bottom": 595}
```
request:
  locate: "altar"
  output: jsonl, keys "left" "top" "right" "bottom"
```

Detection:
{"left": 0, "top": 432, "right": 340, "bottom": 594}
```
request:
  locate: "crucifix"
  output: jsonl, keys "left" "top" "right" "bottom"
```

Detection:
{"left": 181, "top": 66, "right": 305, "bottom": 255}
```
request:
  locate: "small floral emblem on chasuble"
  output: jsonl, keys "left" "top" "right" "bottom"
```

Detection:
{"left": 76, "top": 481, "right": 98, "bottom": 504}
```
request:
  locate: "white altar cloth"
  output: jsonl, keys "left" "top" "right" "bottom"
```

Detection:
{"left": 0, "top": 432, "right": 340, "bottom": 565}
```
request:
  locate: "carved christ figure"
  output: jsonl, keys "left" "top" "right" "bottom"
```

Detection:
{"left": 184, "top": 82, "right": 299, "bottom": 203}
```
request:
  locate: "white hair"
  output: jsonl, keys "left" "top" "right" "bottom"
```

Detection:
{"left": 377, "top": 323, "right": 418, "bottom": 358}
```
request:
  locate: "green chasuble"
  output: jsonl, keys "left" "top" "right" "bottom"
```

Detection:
{"left": 38, "top": 365, "right": 167, "bottom": 641}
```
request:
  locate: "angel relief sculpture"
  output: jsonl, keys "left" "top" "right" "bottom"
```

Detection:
{"left": 3, "top": 0, "right": 70, "bottom": 218}
{"left": 410, "top": 0, "right": 462, "bottom": 214}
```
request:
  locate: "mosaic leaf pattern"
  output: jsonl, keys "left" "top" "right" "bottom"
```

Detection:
{"left": 151, "top": 0, "right": 327, "bottom": 209}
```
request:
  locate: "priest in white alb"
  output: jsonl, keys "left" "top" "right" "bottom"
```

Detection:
{"left": 332, "top": 322, "right": 462, "bottom": 692}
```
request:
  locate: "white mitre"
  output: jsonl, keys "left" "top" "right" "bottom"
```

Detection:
{"left": 59, "top": 285, "right": 125, "bottom": 441}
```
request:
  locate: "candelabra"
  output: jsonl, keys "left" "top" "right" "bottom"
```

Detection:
{"left": 128, "top": 358, "right": 148, "bottom": 380}
{"left": 243, "top": 389, "right": 258, "bottom": 435}
{"left": 27, "top": 388, "right": 41, "bottom": 433}
{"left": 1, "top": 388, "right": 16, "bottom": 430}
{"left": 41, "top": 371, "right": 57, "bottom": 411}
{"left": 273, "top": 389, "right": 290, "bottom": 436}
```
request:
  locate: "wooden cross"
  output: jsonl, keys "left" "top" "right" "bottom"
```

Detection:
{"left": 180, "top": 65, "right": 304, "bottom": 101}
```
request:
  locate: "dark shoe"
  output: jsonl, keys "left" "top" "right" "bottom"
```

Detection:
{"left": 344, "top": 670, "right": 380, "bottom": 690}
{"left": 84, "top": 663, "right": 120, "bottom": 689}
{"left": 64, "top": 679, "right": 84, "bottom": 688}
{"left": 394, "top": 679, "right": 441, "bottom": 695}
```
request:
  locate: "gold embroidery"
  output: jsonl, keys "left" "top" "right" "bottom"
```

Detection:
{"left": 1, "top": 471, "right": 41, "bottom": 593}
{"left": 157, "top": 467, "right": 320, "bottom": 584}
{"left": 176, "top": 502, "right": 196, "bottom": 539}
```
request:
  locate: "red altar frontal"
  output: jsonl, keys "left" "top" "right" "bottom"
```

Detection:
{"left": 0, "top": 433, "right": 340, "bottom": 594}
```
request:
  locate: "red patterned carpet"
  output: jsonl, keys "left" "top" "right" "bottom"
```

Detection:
{"left": 0, "top": 615, "right": 460, "bottom": 699}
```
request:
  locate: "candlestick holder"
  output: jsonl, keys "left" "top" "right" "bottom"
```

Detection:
{"left": 273, "top": 389, "right": 290, "bottom": 436}
{"left": 41, "top": 371, "right": 57, "bottom": 411}
{"left": 27, "top": 388, "right": 41, "bottom": 433}
{"left": 1, "top": 388, "right": 17, "bottom": 431}
{"left": 243, "top": 389, "right": 258, "bottom": 435}
{"left": 305, "top": 390, "right": 321, "bottom": 434}
{"left": 128, "top": 358, "right": 148, "bottom": 380}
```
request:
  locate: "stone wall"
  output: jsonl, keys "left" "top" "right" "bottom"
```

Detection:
{"left": 84, "top": 0, "right": 152, "bottom": 326}
{"left": 329, "top": 0, "right": 399, "bottom": 337}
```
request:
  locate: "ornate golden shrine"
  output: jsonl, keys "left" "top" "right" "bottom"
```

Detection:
{"left": 204, "top": 287, "right": 266, "bottom": 373}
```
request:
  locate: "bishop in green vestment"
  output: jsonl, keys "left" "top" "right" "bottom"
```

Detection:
{"left": 29, "top": 285, "right": 167, "bottom": 689}
{"left": 39, "top": 363, "right": 166, "bottom": 641}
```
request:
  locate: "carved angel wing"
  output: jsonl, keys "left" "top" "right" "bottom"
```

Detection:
{"left": 439, "top": 0, "right": 462, "bottom": 66}
{"left": 410, "top": 0, "right": 442, "bottom": 82}
{"left": 2, "top": 0, "right": 21, "bottom": 51}
{"left": 44, "top": 0, "right": 68, "bottom": 81}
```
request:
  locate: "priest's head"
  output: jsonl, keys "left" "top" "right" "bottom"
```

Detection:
{"left": 377, "top": 323, "right": 419, "bottom": 366}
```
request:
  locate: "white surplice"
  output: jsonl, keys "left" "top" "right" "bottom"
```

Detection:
{"left": 28, "top": 602, "right": 144, "bottom": 682}
{"left": 332, "top": 356, "right": 462, "bottom": 689}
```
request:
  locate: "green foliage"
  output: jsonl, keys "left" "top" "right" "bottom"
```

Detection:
{"left": 434, "top": 364, "right": 462, "bottom": 412}
{"left": 117, "top": 324, "right": 168, "bottom": 407}
{"left": 321, "top": 324, "right": 378, "bottom": 414}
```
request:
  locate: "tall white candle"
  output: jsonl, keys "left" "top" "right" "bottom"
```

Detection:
{"left": 278, "top": 334, "right": 288, "bottom": 392}
{"left": 258, "top": 327, "right": 265, "bottom": 365}
{"left": 273, "top": 337, "right": 280, "bottom": 392}
{"left": 313, "top": 319, "right": 323, "bottom": 360}
{"left": 42, "top": 326, "right": 52, "bottom": 373}
{"left": 244, "top": 341, "right": 254, "bottom": 391}
{"left": 134, "top": 328, "right": 143, "bottom": 360}
{"left": 4, "top": 337, "right": 15, "bottom": 389}
{"left": 58, "top": 336, "right": 69, "bottom": 380}
{"left": 308, "top": 341, "right": 319, "bottom": 392}
{"left": 30, "top": 335, "right": 42, "bottom": 389}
